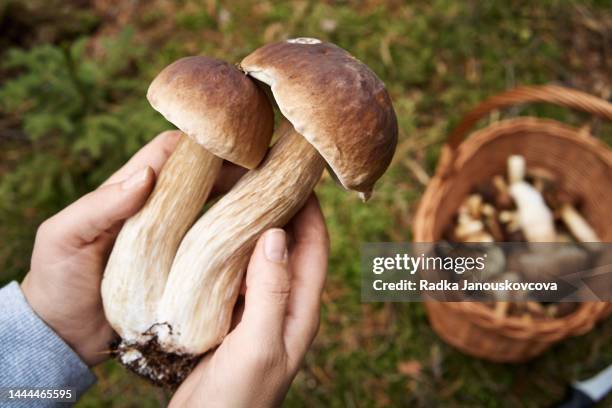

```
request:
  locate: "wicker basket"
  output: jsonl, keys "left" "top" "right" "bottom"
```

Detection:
{"left": 413, "top": 85, "right": 612, "bottom": 363}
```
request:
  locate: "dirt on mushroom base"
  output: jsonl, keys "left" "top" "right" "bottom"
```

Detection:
{"left": 111, "top": 324, "right": 200, "bottom": 389}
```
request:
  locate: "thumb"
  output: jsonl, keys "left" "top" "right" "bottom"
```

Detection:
{"left": 42, "top": 167, "right": 155, "bottom": 246}
{"left": 240, "top": 228, "right": 291, "bottom": 341}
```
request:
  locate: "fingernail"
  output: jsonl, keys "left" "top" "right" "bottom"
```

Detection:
{"left": 264, "top": 229, "right": 287, "bottom": 262}
{"left": 121, "top": 167, "right": 150, "bottom": 190}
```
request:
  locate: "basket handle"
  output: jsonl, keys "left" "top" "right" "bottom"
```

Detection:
{"left": 446, "top": 85, "right": 612, "bottom": 150}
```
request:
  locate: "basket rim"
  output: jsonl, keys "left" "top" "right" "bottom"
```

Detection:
{"left": 446, "top": 85, "right": 612, "bottom": 151}
{"left": 439, "top": 117, "right": 612, "bottom": 179}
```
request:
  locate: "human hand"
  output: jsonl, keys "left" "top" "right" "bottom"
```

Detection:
{"left": 170, "top": 195, "right": 329, "bottom": 408}
{"left": 20, "top": 130, "right": 245, "bottom": 366}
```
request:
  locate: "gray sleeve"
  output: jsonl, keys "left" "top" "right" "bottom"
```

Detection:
{"left": 0, "top": 281, "right": 97, "bottom": 407}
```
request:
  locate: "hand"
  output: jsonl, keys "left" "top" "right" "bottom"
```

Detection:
{"left": 170, "top": 195, "right": 329, "bottom": 408}
{"left": 20, "top": 131, "right": 245, "bottom": 366}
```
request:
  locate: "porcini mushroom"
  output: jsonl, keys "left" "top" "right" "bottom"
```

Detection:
{"left": 509, "top": 181, "right": 557, "bottom": 242}
{"left": 506, "top": 155, "right": 556, "bottom": 242}
{"left": 507, "top": 154, "right": 526, "bottom": 184}
{"left": 154, "top": 39, "right": 397, "bottom": 364}
{"left": 560, "top": 203, "right": 600, "bottom": 242}
{"left": 492, "top": 175, "right": 513, "bottom": 209}
{"left": 101, "top": 56, "right": 273, "bottom": 384}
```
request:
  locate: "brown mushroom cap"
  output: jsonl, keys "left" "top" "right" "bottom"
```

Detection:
{"left": 147, "top": 56, "right": 274, "bottom": 169}
{"left": 240, "top": 38, "right": 398, "bottom": 194}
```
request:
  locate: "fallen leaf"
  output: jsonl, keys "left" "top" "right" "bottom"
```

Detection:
{"left": 397, "top": 360, "right": 422, "bottom": 378}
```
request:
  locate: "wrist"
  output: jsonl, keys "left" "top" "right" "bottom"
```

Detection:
{"left": 20, "top": 273, "right": 111, "bottom": 366}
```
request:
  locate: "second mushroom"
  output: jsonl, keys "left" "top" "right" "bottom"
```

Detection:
{"left": 156, "top": 38, "right": 398, "bottom": 363}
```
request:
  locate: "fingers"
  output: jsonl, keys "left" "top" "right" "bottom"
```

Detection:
{"left": 288, "top": 194, "right": 329, "bottom": 247}
{"left": 240, "top": 229, "right": 291, "bottom": 343}
{"left": 42, "top": 127, "right": 246, "bottom": 249}
{"left": 41, "top": 167, "right": 155, "bottom": 246}
{"left": 103, "top": 131, "right": 182, "bottom": 186}
{"left": 104, "top": 129, "right": 245, "bottom": 196}
{"left": 284, "top": 195, "right": 329, "bottom": 358}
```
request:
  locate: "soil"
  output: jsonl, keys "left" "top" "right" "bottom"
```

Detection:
{"left": 110, "top": 330, "right": 200, "bottom": 389}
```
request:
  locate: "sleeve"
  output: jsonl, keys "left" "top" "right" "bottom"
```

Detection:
{"left": 0, "top": 281, "right": 97, "bottom": 407}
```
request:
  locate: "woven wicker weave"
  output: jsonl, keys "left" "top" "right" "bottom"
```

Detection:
{"left": 413, "top": 85, "right": 612, "bottom": 363}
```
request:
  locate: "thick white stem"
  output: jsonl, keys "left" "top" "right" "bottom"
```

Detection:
{"left": 507, "top": 155, "right": 526, "bottom": 184}
{"left": 560, "top": 204, "right": 600, "bottom": 243}
{"left": 102, "top": 135, "right": 222, "bottom": 343}
{"left": 157, "top": 123, "right": 326, "bottom": 354}
{"left": 509, "top": 181, "right": 556, "bottom": 242}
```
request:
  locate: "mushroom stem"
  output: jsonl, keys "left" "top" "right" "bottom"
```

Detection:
{"left": 507, "top": 155, "right": 526, "bottom": 184}
{"left": 102, "top": 134, "right": 222, "bottom": 344}
{"left": 156, "top": 121, "right": 326, "bottom": 355}
{"left": 560, "top": 203, "right": 600, "bottom": 243}
{"left": 509, "top": 181, "right": 556, "bottom": 242}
